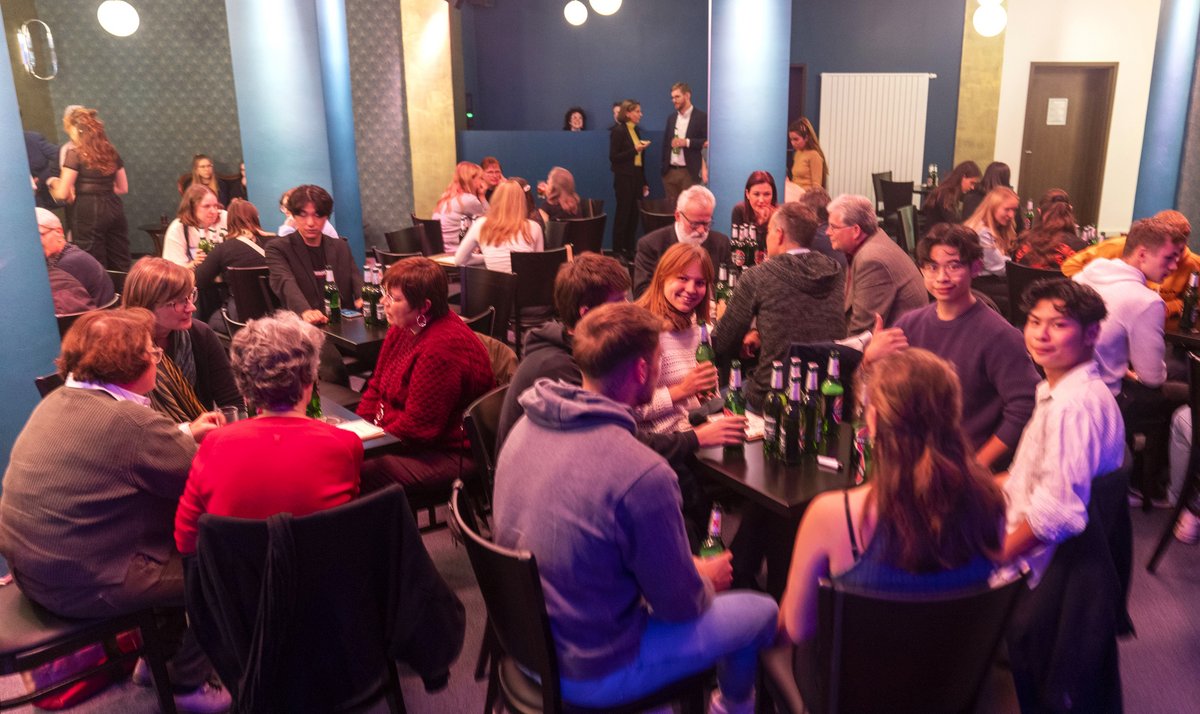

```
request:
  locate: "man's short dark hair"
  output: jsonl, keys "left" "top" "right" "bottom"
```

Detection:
{"left": 797, "top": 186, "right": 831, "bottom": 223}
{"left": 573, "top": 303, "right": 663, "bottom": 383}
{"left": 1124, "top": 216, "right": 1184, "bottom": 257}
{"left": 286, "top": 185, "right": 333, "bottom": 217}
{"left": 1021, "top": 278, "right": 1107, "bottom": 329}
{"left": 554, "top": 253, "right": 630, "bottom": 329}
{"left": 671, "top": 82, "right": 691, "bottom": 95}
{"left": 771, "top": 203, "right": 818, "bottom": 248}
{"left": 917, "top": 223, "right": 983, "bottom": 265}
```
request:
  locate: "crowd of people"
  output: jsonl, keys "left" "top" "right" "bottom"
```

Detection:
{"left": 7, "top": 92, "right": 1197, "bottom": 713}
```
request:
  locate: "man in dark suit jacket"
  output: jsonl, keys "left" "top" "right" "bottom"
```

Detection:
{"left": 266, "top": 185, "right": 362, "bottom": 385}
{"left": 661, "top": 82, "right": 708, "bottom": 205}
{"left": 633, "top": 185, "right": 730, "bottom": 298}
{"left": 25, "top": 130, "right": 59, "bottom": 209}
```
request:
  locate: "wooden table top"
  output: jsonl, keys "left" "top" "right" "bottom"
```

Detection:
{"left": 322, "top": 317, "right": 390, "bottom": 358}
{"left": 320, "top": 397, "right": 402, "bottom": 457}
{"left": 1165, "top": 328, "right": 1200, "bottom": 351}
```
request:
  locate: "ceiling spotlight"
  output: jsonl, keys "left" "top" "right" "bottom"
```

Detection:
{"left": 590, "top": 0, "right": 622, "bottom": 16}
{"left": 564, "top": 1, "right": 588, "bottom": 26}
{"left": 97, "top": 0, "right": 140, "bottom": 37}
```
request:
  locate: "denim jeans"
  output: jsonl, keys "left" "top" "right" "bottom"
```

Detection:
{"left": 559, "top": 590, "right": 778, "bottom": 708}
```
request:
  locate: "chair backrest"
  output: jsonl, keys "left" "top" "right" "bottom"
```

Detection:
{"left": 544, "top": 220, "right": 568, "bottom": 250}
{"left": 225, "top": 266, "right": 276, "bottom": 321}
{"left": 106, "top": 269, "right": 127, "bottom": 294}
{"left": 221, "top": 308, "right": 247, "bottom": 337}
{"left": 897, "top": 205, "right": 918, "bottom": 259}
{"left": 373, "top": 247, "right": 422, "bottom": 267}
{"left": 579, "top": 198, "right": 604, "bottom": 218}
{"left": 384, "top": 226, "right": 425, "bottom": 255}
{"left": 879, "top": 179, "right": 914, "bottom": 216}
{"left": 188, "top": 486, "right": 441, "bottom": 712}
{"left": 871, "top": 171, "right": 893, "bottom": 212}
{"left": 462, "top": 306, "right": 495, "bottom": 337}
{"left": 34, "top": 372, "right": 64, "bottom": 398}
{"left": 560, "top": 214, "right": 607, "bottom": 254}
{"left": 815, "top": 572, "right": 1027, "bottom": 714}
{"left": 449, "top": 482, "right": 563, "bottom": 708}
{"left": 640, "top": 199, "right": 675, "bottom": 234}
{"left": 411, "top": 215, "right": 446, "bottom": 255}
{"left": 1004, "top": 262, "right": 1062, "bottom": 327}
{"left": 511, "top": 247, "right": 569, "bottom": 311}
{"left": 459, "top": 265, "right": 517, "bottom": 344}
{"left": 55, "top": 294, "right": 120, "bottom": 338}
{"left": 463, "top": 385, "right": 509, "bottom": 509}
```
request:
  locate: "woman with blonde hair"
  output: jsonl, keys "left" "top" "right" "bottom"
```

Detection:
{"left": 785, "top": 118, "right": 827, "bottom": 202}
{"left": 964, "top": 186, "right": 1020, "bottom": 276}
{"left": 538, "top": 166, "right": 581, "bottom": 223}
{"left": 194, "top": 198, "right": 273, "bottom": 330}
{"left": 633, "top": 242, "right": 718, "bottom": 435}
{"left": 454, "top": 179, "right": 544, "bottom": 273}
{"left": 123, "top": 257, "right": 241, "bottom": 421}
{"left": 433, "top": 161, "right": 488, "bottom": 250}
{"left": 780, "top": 349, "right": 1004, "bottom": 707}
{"left": 48, "top": 106, "right": 130, "bottom": 270}
{"left": 178, "top": 154, "right": 219, "bottom": 198}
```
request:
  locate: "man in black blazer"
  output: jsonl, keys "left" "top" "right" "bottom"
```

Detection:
{"left": 633, "top": 185, "right": 730, "bottom": 298}
{"left": 266, "top": 184, "right": 362, "bottom": 384}
{"left": 661, "top": 83, "right": 708, "bottom": 205}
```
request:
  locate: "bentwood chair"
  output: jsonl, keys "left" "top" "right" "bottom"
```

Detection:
{"left": 411, "top": 215, "right": 446, "bottom": 256}
{"left": 0, "top": 581, "right": 178, "bottom": 713}
{"left": 878, "top": 179, "right": 914, "bottom": 237}
{"left": 463, "top": 385, "right": 509, "bottom": 523}
{"left": 384, "top": 226, "right": 426, "bottom": 256}
{"left": 448, "top": 482, "right": 710, "bottom": 714}
{"left": 373, "top": 247, "right": 422, "bottom": 267}
{"left": 1149, "top": 352, "right": 1200, "bottom": 572}
{"left": 579, "top": 198, "right": 605, "bottom": 218}
{"left": 56, "top": 295, "right": 120, "bottom": 338}
{"left": 462, "top": 306, "right": 496, "bottom": 338}
{"left": 544, "top": 221, "right": 568, "bottom": 250}
{"left": 558, "top": 214, "right": 607, "bottom": 255}
{"left": 106, "top": 269, "right": 127, "bottom": 295}
{"left": 224, "top": 266, "right": 276, "bottom": 322}
{"left": 871, "top": 171, "right": 893, "bottom": 215}
{"left": 511, "top": 248, "right": 569, "bottom": 357}
{"left": 639, "top": 199, "right": 675, "bottom": 234}
{"left": 33, "top": 373, "right": 64, "bottom": 398}
{"left": 1004, "top": 262, "right": 1061, "bottom": 327}
{"left": 897, "top": 205, "right": 919, "bottom": 260}
{"left": 459, "top": 266, "right": 516, "bottom": 346}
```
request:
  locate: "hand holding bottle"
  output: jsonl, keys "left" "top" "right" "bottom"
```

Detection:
{"left": 672, "top": 361, "right": 718, "bottom": 403}
{"left": 693, "top": 551, "right": 733, "bottom": 592}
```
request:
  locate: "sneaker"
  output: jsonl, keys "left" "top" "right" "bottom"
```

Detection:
{"left": 174, "top": 681, "right": 232, "bottom": 714}
{"left": 1174, "top": 510, "right": 1200, "bottom": 545}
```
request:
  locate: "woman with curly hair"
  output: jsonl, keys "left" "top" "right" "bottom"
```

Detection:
{"left": 1014, "top": 201, "right": 1087, "bottom": 269}
{"left": 173, "top": 310, "right": 362, "bottom": 554}
{"left": 432, "top": 161, "right": 488, "bottom": 250}
{"left": 48, "top": 106, "right": 130, "bottom": 270}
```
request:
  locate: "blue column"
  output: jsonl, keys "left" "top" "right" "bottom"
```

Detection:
{"left": 1133, "top": 0, "right": 1200, "bottom": 219}
{"left": 0, "top": 8, "right": 62, "bottom": 487}
{"left": 709, "top": 0, "right": 792, "bottom": 234}
{"left": 225, "top": 1, "right": 338, "bottom": 231}
{"left": 316, "top": 0, "right": 365, "bottom": 264}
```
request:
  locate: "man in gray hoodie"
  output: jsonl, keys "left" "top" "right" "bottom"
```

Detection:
{"left": 493, "top": 302, "right": 778, "bottom": 714}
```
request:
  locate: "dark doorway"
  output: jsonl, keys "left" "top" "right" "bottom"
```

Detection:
{"left": 787, "top": 64, "right": 808, "bottom": 179}
{"left": 1017, "top": 63, "right": 1117, "bottom": 227}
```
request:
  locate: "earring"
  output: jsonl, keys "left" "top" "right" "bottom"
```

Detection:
{"left": 416, "top": 313, "right": 427, "bottom": 329}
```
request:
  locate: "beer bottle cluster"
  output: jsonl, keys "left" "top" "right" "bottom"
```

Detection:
{"left": 361, "top": 264, "right": 386, "bottom": 326}
{"left": 762, "top": 351, "right": 843, "bottom": 465}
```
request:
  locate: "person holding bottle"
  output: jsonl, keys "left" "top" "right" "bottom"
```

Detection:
{"left": 610, "top": 99, "right": 652, "bottom": 260}
{"left": 162, "top": 184, "right": 227, "bottom": 271}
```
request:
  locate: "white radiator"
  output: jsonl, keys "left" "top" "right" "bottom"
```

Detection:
{"left": 818, "top": 73, "right": 931, "bottom": 201}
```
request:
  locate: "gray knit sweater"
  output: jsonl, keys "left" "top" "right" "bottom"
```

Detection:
{"left": 0, "top": 387, "right": 196, "bottom": 612}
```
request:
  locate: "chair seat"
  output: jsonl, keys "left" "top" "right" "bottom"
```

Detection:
{"left": 0, "top": 585, "right": 107, "bottom": 657}
{"left": 499, "top": 655, "right": 711, "bottom": 714}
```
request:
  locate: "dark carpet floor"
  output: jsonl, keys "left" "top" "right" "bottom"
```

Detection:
{"left": 2, "top": 507, "right": 1198, "bottom": 713}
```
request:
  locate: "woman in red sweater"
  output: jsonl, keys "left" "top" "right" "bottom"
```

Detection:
{"left": 357, "top": 257, "right": 495, "bottom": 492}
{"left": 174, "top": 311, "right": 362, "bottom": 554}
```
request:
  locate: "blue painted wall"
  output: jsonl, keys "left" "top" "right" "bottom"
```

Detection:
{"left": 461, "top": 0, "right": 709, "bottom": 134}
{"left": 791, "top": 0, "right": 966, "bottom": 172}
{"left": 0, "top": 7, "right": 63, "bottom": 494}
{"left": 316, "top": 0, "right": 366, "bottom": 264}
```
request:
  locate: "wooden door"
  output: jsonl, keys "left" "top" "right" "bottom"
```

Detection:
{"left": 1017, "top": 63, "right": 1117, "bottom": 227}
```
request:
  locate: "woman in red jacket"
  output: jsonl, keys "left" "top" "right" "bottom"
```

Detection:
{"left": 357, "top": 257, "right": 495, "bottom": 492}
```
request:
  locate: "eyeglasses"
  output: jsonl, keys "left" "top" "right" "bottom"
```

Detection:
{"left": 678, "top": 212, "right": 713, "bottom": 231}
{"left": 163, "top": 288, "right": 199, "bottom": 312}
{"left": 921, "top": 261, "right": 968, "bottom": 276}
{"left": 147, "top": 347, "right": 163, "bottom": 365}
{"left": 828, "top": 222, "right": 851, "bottom": 232}
{"left": 380, "top": 291, "right": 403, "bottom": 307}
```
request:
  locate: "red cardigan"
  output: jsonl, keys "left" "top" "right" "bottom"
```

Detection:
{"left": 174, "top": 416, "right": 363, "bottom": 554}
{"left": 357, "top": 314, "right": 495, "bottom": 450}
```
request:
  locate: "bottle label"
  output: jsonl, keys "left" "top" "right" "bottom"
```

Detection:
{"left": 763, "top": 416, "right": 778, "bottom": 443}
{"left": 831, "top": 396, "right": 843, "bottom": 424}
{"left": 324, "top": 299, "right": 332, "bottom": 316}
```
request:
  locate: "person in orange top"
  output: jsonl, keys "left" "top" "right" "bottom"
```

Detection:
{"left": 1062, "top": 210, "right": 1199, "bottom": 329}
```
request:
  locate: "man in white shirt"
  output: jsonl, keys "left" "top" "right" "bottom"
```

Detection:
{"left": 661, "top": 82, "right": 708, "bottom": 205}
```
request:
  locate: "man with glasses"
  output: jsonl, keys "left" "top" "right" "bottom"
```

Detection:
{"left": 827, "top": 194, "right": 925, "bottom": 334}
{"left": 865, "top": 224, "right": 1038, "bottom": 469}
{"left": 633, "top": 185, "right": 730, "bottom": 298}
{"left": 36, "top": 207, "right": 115, "bottom": 309}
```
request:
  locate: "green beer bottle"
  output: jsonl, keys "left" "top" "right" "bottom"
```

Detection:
{"left": 804, "top": 362, "right": 823, "bottom": 455}
{"left": 305, "top": 381, "right": 322, "bottom": 419}
{"left": 820, "top": 351, "right": 844, "bottom": 441}
{"left": 323, "top": 267, "right": 341, "bottom": 323}
{"left": 783, "top": 358, "right": 804, "bottom": 465}
{"left": 724, "top": 359, "right": 747, "bottom": 456}
{"left": 699, "top": 505, "right": 725, "bottom": 557}
{"left": 762, "top": 361, "right": 786, "bottom": 460}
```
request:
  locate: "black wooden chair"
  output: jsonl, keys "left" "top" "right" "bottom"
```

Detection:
{"left": 224, "top": 266, "right": 277, "bottom": 322}
{"left": 544, "top": 221, "right": 568, "bottom": 250}
{"left": 55, "top": 294, "right": 120, "bottom": 338}
{"left": 33, "top": 372, "right": 64, "bottom": 398}
{"left": 897, "top": 205, "right": 919, "bottom": 260}
{"left": 447, "top": 482, "right": 710, "bottom": 714}
{"left": 879, "top": 179, "right": 914, "bottom": 236}
{"left": 459, "top": 265, "right": 516, "bottom": 346}
{"left": 373, "top": 247, "right": 422, "bottom": 267}
{"left": 463, "top": 385, "right": 508, "bottom": 524}
{"left": 410, "top": 215, "right": 446, "bottom": 255}
{"left": 106, "top": 269, "right": 127, "bottom": 295}
{"left": 558, "top": 214, "right": 607, "bottom": 254}
{"left": 1149, "top": 352, "right": 1200, "bottom": 572}
{"left": 579, "top": 198, "right": 604, "bottom": 218}
{"left": 511, "top": 248, "right": 569, "bottom": 357}
{"left": 639, "top": 199, "right": 675, "bottom": 235}
{"left": 384, "top": 226, "right": 426, "bottom": 255}
{"left": 462, "top": 306, "right": 496, "bottom": 338}
{"left": 0, "top": 581, "right": 178, "bottom": 713}
{"left": 1004, "top": 262, "right": 1062, "bottom": 327}
{"left": 871, "top": 170, "right": 893, "bottom": 215}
